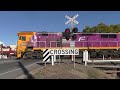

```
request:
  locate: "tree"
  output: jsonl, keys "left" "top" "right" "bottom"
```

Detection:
{"left": 82, "top": 22, "right": 120, "bottom": 33}
{"left": 83, "top": 26, "right": 91, "bottom": 33}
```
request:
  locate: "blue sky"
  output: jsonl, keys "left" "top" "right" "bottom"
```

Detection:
{"left": 0, "top": 11, "right": 120, "bottom": 46}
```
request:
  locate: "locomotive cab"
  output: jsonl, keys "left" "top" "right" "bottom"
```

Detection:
{"left": 16, "top": 31, "right": 35, "bottom": 59}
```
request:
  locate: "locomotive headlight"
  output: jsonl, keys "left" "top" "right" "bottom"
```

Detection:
{"left": 21, "top": 42, "right": 27, "bottom": 46}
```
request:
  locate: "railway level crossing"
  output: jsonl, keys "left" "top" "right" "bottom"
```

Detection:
{"left": 43, "top": 48, "right": 79, "bottom": 68}
{"left": 42, "top": 14, "right": 80, "bottom": 67}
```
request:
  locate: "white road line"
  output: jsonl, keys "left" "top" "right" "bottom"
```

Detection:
{"left": 0, "top": 62, "right": 37, "bottom": 76}
{"left": 0, "top": 60, "right": 18, "bottom": 64}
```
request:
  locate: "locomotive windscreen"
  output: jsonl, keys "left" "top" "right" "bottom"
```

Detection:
{"left": 41, "top": 31, "right": 48, "bottom": 36}
{"left": 42, "top": 33, "right": 48, "bottom": 36}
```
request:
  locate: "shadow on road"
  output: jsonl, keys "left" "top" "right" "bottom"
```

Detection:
{"left": 18, "top": 61, "right": 35, "bottom": 79}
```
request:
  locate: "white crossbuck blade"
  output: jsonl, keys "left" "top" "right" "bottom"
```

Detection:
{"left": 72, "top": 14, "right": 79, "bottom": 20}
{"left": 65, "top": 14, "right": 79, "bottom": 25}
{"left": 65, "top": 20, "right": 71, "bottom": 25}
{"left": 65, "top": 15, "right": 72, "bottom": 20}
{"left": 73, "top": 20, "right": 79, "bottom": 24}
{"left": 65, "top": 19, "right": 79, "bottom": 25}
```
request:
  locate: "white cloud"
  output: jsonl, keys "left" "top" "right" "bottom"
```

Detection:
{"left": 0, "top": 41, "right": 3, "bottom": 44}
{"left": 0, "top": 41, "right": 5, "bottom": 46}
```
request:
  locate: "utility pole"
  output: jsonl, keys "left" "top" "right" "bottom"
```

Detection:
{"left": 0, "top": 44, "right": 3, "bottom": 59}
{"left": 65, "top": 14, "right": 79, "bottom": 68}
{"left": 1, "top": 44, "right": 3, "bottom": 59}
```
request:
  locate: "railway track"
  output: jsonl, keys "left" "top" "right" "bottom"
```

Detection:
{"left": 57, "top": 57, "right": 120, "bottom": 78}
{"left": 44, "top": 57, "right": 120, "bottom": 78}
{"left": 88, "top": 61, "right": 120, "bottom": 79}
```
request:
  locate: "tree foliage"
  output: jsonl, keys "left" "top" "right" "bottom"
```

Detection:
{"left": 82, "top": 22, "right": 120, "bottom": 33}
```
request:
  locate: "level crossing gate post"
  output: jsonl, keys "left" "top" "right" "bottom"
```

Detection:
{"left": 83, "top": 50, "right": 88, "bottom": 66}
{"left": 74, "top": 55, "right": 75, "bottom": 61}
{"left": 59, "top": 55, "right": 60, "bottom": 65}
{"left": 72, "top": 55, "right": 74, "bottom": 62}
{"left": 51, "top": 55, "right": 54, "bottom": 66}
{"left": 86, "top": 50, "right": 88, "bottom": 66}
{"left": 73, "top": 55, "right": 76, "bottom": 68}
{"left": 70, "top": 41, "right": 75, "bottom": 62}
{"left": 103, "top": 55, "right": 104, "bottom": 60}
{"left": 83, "top": 50, "right": 85, "bottom": 62}
{"left": 54, "top": 55, "right": 56, "bottom": 62}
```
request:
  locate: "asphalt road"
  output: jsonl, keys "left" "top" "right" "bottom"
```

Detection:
{"left": 0, "top": 59, "right": 43, "bottom": 79}
{"left": 0, "top": 58, "right": 83, "bottom": 79}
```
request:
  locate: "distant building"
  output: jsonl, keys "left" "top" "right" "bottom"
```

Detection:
{"left": 9, "top": 45, "right": 17, "bottom": 51}
{"left": 0, "top": 44, "right": 16, "bottom": 59}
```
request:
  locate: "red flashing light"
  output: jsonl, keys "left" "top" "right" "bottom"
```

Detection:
{"left": 65, "top": 28, "right": 70, "bottom": 33}
{"left": 65, "top": 29, "right": 69, "bottom": 32}
{"left": 64, "top": 28, "right": 70, "bottom": 40}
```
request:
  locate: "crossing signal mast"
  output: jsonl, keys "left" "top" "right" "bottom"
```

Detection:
{"left": 64, "top": 14, "right": 79, "bottom": 40}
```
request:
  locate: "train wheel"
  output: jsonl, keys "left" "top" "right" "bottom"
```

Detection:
{"left": 25, "top": 52, "right": 34, "bottom": 59}
{"left": 97, "top": 51, "right": 103, "bottom": 58}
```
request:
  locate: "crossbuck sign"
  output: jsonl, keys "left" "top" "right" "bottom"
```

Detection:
{"left": 65, "top": 14, "right": 79, "bottom": 25}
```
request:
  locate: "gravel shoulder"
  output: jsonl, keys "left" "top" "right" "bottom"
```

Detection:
{"left": 17, "top": 61, "right": 116, "bottom": 79}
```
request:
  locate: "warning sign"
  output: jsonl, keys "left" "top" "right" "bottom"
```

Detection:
{"left": 49, "top": 49, "right": 79, "bottom": 55}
